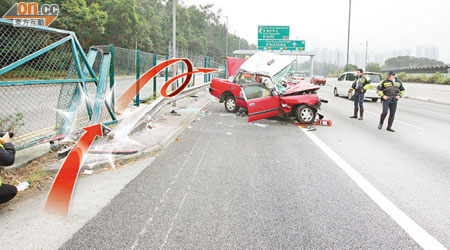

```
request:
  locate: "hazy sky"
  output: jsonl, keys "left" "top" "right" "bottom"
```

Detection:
{"left": 182, "top": 0, "right": 450, "bottom": 63}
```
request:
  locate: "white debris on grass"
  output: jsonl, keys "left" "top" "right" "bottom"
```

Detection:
{"left": 16, "top": 182, "right": 30, "bottom": 192}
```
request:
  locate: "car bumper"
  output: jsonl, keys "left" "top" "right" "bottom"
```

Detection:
{"left": 364, "top": 89, "right": 379, "bottom": 98}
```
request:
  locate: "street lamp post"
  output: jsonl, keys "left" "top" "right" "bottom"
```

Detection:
{"left": 365, "top": 40, "right": 368, "bottom": 70}
{"left": 224, "top": 16, "right": 228, "bottom": 57}
{"left": 345, "top": 0, "right": 351, "bottom": 72}
{"left": 360, "top": 40, "right": 368, "bottom": 70}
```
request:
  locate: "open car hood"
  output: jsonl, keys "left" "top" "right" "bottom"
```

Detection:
{"left": 238, "top": 52, "right": 295, "bottom": 78}
{"left": 283, "top": 82, "right": 320, "bottom": 95}
{"left": 225, "top": 57, "right": 246, "bottom": 77}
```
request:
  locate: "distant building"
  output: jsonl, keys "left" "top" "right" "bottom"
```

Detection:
{"left": 416, "top": 46, "right": 439, "bottom": 60}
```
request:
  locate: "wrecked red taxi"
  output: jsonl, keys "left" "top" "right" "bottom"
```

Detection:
{"left": 209, "top": 52, "right": 326, "bottom": 123}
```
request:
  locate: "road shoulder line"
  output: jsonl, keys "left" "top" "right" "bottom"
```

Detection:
{"left": 297, "top": 125, "right": 445, "bottom": 250}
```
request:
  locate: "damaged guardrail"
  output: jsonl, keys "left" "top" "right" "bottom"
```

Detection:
{"left": 110, "top": 82, "right": 211, "bottom": 139}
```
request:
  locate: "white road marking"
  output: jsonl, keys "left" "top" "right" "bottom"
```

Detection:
{"left": 160, "top": 135, "right": 212, "bottom": 250}
{"left": 415, "top": 109, "right": 450, "bottom": 117}
{"left": 130, "top": 134, "right": 203, "bottom": 250}
{"left": 365, "top": 110, "right": 423, "bottom": 130}
{"left": 160, "top": 192, "right": 188, "bottom": 250}
{"left": 298, "top": 126, "right": 446, "bottom": 250}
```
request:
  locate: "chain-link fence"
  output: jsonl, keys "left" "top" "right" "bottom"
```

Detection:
{"left": 95, "top": 45, "right": 225, "bottom": 105}
{"left": 0, "top": 20, "right": 115, "bottom": 150}
{"left": 1, "top": 18, "right": 224, "bottom": 151}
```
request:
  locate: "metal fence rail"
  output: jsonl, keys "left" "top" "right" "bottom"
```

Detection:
{"left": 0, "top": 20, "right": 224, "bottom": 151}
{"left": 95, "top": 45, "right": 225, "bottom": 106}
{"left": 0, "top": 19, "right": 115, "bottom": 150}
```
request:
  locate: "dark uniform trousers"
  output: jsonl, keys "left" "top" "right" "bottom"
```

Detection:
{"left": 353, "top": 91, "right": 365, "bottom": 115}
{"left": 380, "top": 97, "right": 398, "bottom": 128}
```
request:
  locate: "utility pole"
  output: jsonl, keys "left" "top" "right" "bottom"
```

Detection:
{"left": 345, "top": 0, "right": 351, "bottom": 72}
{"left": 224, "top": 16, "right": 228, "bottom": 57}
{"left": 365, "top": 40, "right": 368, "bottom": 71}
{"left": 172, "top": 0, "right": 177, "bottom": 105}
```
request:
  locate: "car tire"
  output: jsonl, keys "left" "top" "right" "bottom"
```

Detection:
{"left": 224, "top": 95, "right": 239, "bottom": 113}
{"left": 334, "top": 88, "right": 339, "bottom": 97}
{"left": 295, "top": 105, "right": 316, "bottom": 123}
{"left": 372, "top": 98, "right": 378, "bottom": 102}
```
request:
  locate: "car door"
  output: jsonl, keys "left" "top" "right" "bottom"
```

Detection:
{"left": 241, "top": 83, "right": 280, "bottom": 122}
{"left": 337, "top": 74, "right": 346, "bottom": 93}
{"left": 345, "top": 73, "right": 356, "bottom": 91}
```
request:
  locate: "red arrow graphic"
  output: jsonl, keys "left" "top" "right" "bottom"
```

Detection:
{"left": 114, "top": 58, "right": 217, "bottom": 114}
{"left": 44, "top": 124, "right": 102, "bottom": 218}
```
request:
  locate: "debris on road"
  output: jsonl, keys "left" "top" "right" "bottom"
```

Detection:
{"left": 83, "top": 170, "right": 94, "bottom": 175}
{"left": 170, "top": 110, "right": 181, "bottom": 116}
{"left": 252, "top": 123, "right": 267, "bottom": 128}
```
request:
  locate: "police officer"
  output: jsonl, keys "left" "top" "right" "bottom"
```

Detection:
{"left": 348, "top": 69, "right": 372, "bottom": 120}
{"left": 0, "top": 132, "right": 17, "bottom": 204}
{"left": 377, "top": 71, "right": 405, "bottom": 132}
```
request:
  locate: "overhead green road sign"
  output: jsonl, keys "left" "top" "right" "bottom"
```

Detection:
{"left": 258, "top": 25, "right": 289, "bottom": 40}
{"left": 258, "top": 39, "right": 305, "bottom": 51}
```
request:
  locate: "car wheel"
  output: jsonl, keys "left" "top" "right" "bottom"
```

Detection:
{"left": 372, "top": 98, "right": 378, "bottom": 102}
{"left": 333, "top": 88, "right": 339, "bottom": 97}
{"left": 295, "top": 105, "right": 316, "bottom": 123}
{"left": 224, "top": 95, "right": 239, "bottom": 113}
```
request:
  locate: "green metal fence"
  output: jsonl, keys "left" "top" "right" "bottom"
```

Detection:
{"left": 0, "top": 19, "right": 224, "bottom": 151}
{"left": 94, "top": 45, "right": 225, "bottom": 106}
{"left": 0, "top": 19, "right": 116, "bottom": 150}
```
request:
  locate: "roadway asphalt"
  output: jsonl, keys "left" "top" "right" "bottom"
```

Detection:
{"left": 60, "top": 81, "right": 450, "bottom": 249}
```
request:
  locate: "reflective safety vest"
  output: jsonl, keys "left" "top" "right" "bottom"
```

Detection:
{"left": 349, "top": 75, "right": 372, "bottom": 93}
{"left": 377, "top": 79, "right": 405, "bottom": 97}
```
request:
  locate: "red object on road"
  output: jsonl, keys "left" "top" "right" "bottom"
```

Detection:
{"left": 296, "top": 119, "right": 333, "bottom": 126}
{"left": 44, "top": 124, "right": 102, "bottom": 218}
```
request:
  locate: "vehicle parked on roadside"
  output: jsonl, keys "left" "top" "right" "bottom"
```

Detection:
{"left": 286, "top": 71, "right": 305, "bottom": 83}
{"left": 310, "top": 76, "right": 326, "bottom": 85}
{"left": 209, "top": 52, "right": 326, "bottom": 123}
{"left": 334, "top": 72, "right": 382, "bottom": 102}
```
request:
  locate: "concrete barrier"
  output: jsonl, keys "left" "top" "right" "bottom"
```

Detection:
{"left": 327, "top": 78, "right": 450, "bottom": 105}
{"left": 402, "top": 82, "right": 450, "bottom": 105}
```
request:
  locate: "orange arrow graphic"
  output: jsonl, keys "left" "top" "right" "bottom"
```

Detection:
{"left": 44, "top": 124, "right": 102, "bottom": 218}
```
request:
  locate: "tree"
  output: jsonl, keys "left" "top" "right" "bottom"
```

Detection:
{"left": 100, "top": 0, "right": 139, "bottom": 49}
{"left": 384, "top": 56, "right": 445, "bottom": 68}
{"left": 365, "top": 62, "right": 381, "bottom": 72}
{"left": 2, "top": 0, "right": 256, "bottom": 62}
{"left": 37, "top": 0, "right": 107, "bottom": 49}
{"left": 346, "top": 64, "right": 358, "bottom": 71}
